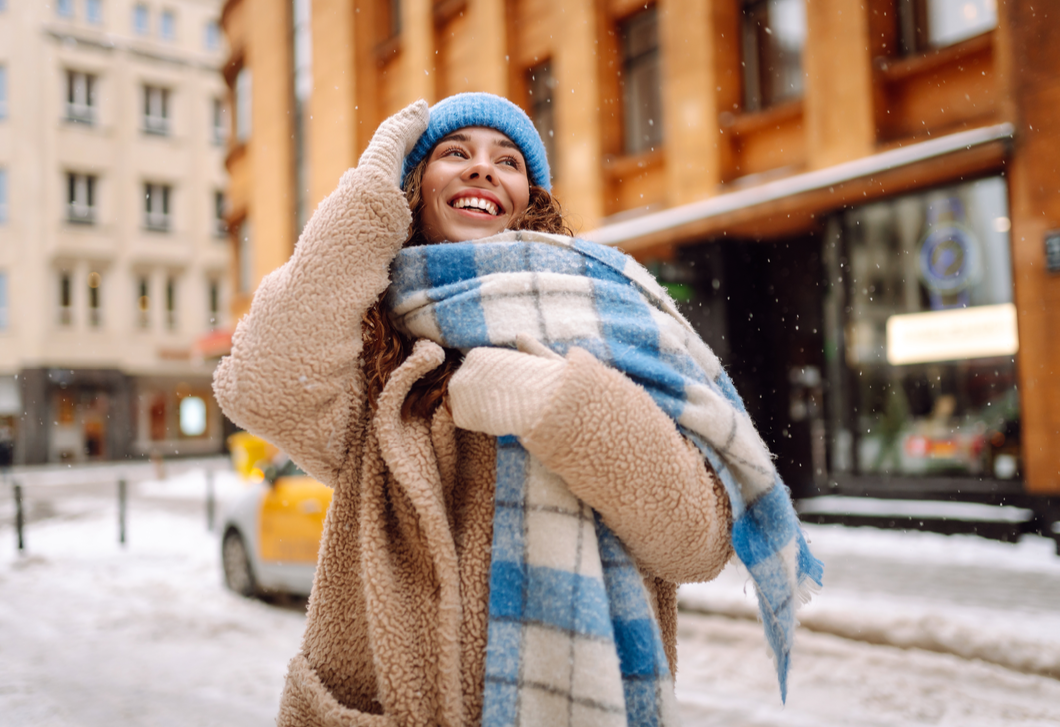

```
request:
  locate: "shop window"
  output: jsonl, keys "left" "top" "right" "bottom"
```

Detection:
{"left": 179, "top": 396, "right": 207, "bottom": 437}
{"left": 87, "top": 271, "right": 102, "bottom": 328}
{"left": 740, "top": 0, "right": 806, "bottom": 112}
{"left": 898, "top": 0, "right": 997, "bottom": 54}
{"left": 234, "top": 67, "right": 251, "bottom": 144}
{"left": 137, "top": 276, "right": 150, "bottom": 328}
{"left": 86, "top": 0, "right": 102, "bottom": 24}
{"left": 144, "top": 182, "right": 171, "bottom": 231}
{"left": 66, "top": 71, "right": 97, "bottom": 125}
{"left": 825, "top": 176, "right": 1020, "bottom": 482}
{"left": 67, "top": 173, "right": 96, "bottom": 223}
{"left": 58, "top": 272, "right": 72, "bottom": 325}
{"left": 143, "top": 85, "right": 170, "bottom": 135}
{"left": 619, "top": 7, "right": 663, "bottom": 154}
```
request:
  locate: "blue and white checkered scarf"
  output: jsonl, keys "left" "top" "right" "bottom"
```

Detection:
{"left": 387, "top": 231, "right": 824, "bottom": 719}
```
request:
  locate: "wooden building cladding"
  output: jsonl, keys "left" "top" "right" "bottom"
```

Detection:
{"left": 219, "top": 0, "right": 1060, "bottom": 494}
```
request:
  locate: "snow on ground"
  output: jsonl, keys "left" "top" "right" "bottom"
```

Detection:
{"left": 2, "top": 466, "right": 1060, "bottom": 726}
{"left": 680, "top": 523, "right": 1060, "bottom": 681}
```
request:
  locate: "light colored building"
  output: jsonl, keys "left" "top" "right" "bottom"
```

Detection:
{"left": 0, "top": 0, "right": 231, "bottom": 464}
{"left": 222, "top": 0, "right": 1060, "bottom": 516}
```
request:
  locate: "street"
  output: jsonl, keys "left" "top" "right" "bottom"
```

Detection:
{"left": 1, "top": 463, "right": 1059, "bottom": 726}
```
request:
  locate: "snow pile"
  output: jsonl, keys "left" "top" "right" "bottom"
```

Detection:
{"left": 681, "top": 523, "right": 1060, "bottom": 679}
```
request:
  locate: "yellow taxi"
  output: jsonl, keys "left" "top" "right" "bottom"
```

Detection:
{"left": 220, "top": 433, "right": 332, "bottom": 597}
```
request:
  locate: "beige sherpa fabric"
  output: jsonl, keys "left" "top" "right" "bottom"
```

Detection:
{"left": 213, "top": 103, "right": 733, "bottom": 727}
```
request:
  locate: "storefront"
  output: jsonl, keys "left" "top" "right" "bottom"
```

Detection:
{"left": 636, "top": 171, "right": 1026, "bottom": 503}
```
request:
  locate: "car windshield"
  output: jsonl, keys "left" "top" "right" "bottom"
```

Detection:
{"left": 277, "top": 459, "right": 307, "bottom": 478}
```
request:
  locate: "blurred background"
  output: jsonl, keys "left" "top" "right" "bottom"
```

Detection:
{"left": 1, "top": 0, "right": 1060, "bottom": 725}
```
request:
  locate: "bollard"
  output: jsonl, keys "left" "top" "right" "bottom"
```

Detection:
{"left": 118, "top": 478, "right": 127, "bottom": 547}
{"left": 206, "top": 469, "right": 216, "bottom": 532}
{"left": 14, "top": 481, "right": 24, "bottom": 553}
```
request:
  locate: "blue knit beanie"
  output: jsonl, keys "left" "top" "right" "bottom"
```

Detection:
{"left": 402, "top": 92, "right": 552, "bottom": 192}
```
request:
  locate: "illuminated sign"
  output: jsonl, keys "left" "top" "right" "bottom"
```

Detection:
{"left": 886, "top": 303, "right": 1018, "bottom": 365}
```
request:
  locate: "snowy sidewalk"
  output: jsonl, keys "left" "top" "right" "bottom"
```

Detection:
{"left": 680, "top": 523, "right": 1060, "bottom": 679}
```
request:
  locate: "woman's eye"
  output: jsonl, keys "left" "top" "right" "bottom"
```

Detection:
{"left": 439, "top": 146, "right": 468, "bottom": 159}
{"left": 499, "top": 156, "right": 521, "bottom": 169}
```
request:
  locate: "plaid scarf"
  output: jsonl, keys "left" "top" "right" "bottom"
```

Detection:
{"left": 387, "top": 231, "right": 824, "bottom": 715}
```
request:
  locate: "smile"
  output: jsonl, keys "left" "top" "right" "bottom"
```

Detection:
{"left": 450, "top": 196, "right": 502, "bottom": 216}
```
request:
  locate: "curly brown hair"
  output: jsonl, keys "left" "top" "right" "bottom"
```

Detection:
{"left": 362, "top": 155, "right": 573, "bottom": 421}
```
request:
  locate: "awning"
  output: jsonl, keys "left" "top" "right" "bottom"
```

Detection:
{"left": 585, "top": 123, "right": 1015, "bottom": 250}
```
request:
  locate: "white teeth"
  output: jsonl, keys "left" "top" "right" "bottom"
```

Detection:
{"left": 452, "top": 197, "right": 499, "bottom": 215}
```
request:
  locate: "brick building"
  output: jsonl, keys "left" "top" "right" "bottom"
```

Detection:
{"left": 219, "top": 0, "right": 1059, "bottom": 515}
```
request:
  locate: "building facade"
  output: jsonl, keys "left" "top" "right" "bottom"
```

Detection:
{"left": 220, "top": 0, "right": 1059, "bottom": 507}
{"left": 0, "top": 0, "right": 232, "bottom": 464}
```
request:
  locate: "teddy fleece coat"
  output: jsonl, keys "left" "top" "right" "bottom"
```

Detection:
{"left": 212, "top": 162, "right": 734, "bottom": 727}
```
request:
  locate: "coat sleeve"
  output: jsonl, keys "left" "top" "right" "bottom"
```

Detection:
{"left": 519, "top": 348, "right": 734, "bottom": 584}
{"left": 212, "top": 167, "right": 411, "bottom": 486}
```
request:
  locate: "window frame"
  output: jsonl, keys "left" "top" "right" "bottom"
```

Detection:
{"left": 143, "top": 182, "right": 172, "bottom": 232}
{"left": 143, "top": 85, "right": 170, "bottom": 136}
{"left": 739, "top": 0, "right": 807, "bottom": 113}
{"left": 160, "top": 8, "right": 176, "bottom": 41}
{"left": 67, "top": 172, "right": 97, "bottom": 224}
{"left": 66, "top": 70, "right": 98, "bottom": 125}
{"left": 525, "top": 60, "right": 557, "bottom": 178}
{"left": 86, "top": 0, "right": 103, "bottom": 24}
{"left": 618, "top": 6, "right": 664, "bottom": 156}
{"left": 133, "top": 3, "right": 149, "bottom": 35}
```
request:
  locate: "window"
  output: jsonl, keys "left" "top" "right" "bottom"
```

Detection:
{"left": 208, "top": 279, "right": 220, "bottom": 328}
{"left": 165, "top": 276, "right": 177, "bottom": 330}
{"left": 212, "top": 97, "right": 227, "bottom": 144}
{"left": 526, "top": 61, "right": 556, "bottom": 176}
{"left": 619, "top": 7, "right": 663, "bottom": 155}
{"left": 741, "top": 0, "right": 806, "bottom": 112}
{"left": 0, "top": 169, "right": 7, "bottom": 224}
{"left": 143, "top": 183, "right": 171, "bottom": 231}
{"left": 160, "top": 9, "right": 176, "bottom": 40}
{"left": 66, "top": 71, "right": 97, "bottom": 125}
{"left": 133, "top": 3, "right": 148, "bottom": 35}
{"left": 143, "top": 85, "right": 169, "bottom": 135}
{"left": 825, "top": 177, "right": 1019, "bottom": 482}
{"left": 204, "top": 20, "right": 221, "bottom": 51}
{"left": 0, "top": 272, "right": 8, "bottom": 331}
{"left": 898, "top": 0, "right": 998, "bottom": 54}
{"left": 0, "top": 65, "right": 8, "bottom": 120}
{"left": 234, "top": 67, "right": 251, "bottom": 143}
{"left": 57, "top": 0, "right": 74, "bottom": 17}
{"left": 137, "top": 276, "right": 150, "bottom": 328}
{"left": 179, "top": 396, "right": 207, "bottom": 436}
{"left": 87, "top": 271, "right": 102, "bottom": 328}
{"left": 58, "top": 272, "right": 73, "bottom": 326}
{"left": 213, "top": 191, "right": 227, "bottom": 236}
{"left": 86, "top": 0, "right": 102, "bottom": 24}
{"left": 237, "top": 221, "right": 252, "bottom": 293}
{"left": 67, "top": 173, "right": 96, "bottom": 223}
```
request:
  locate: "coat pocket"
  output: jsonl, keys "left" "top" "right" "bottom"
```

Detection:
{"left": 278, "top": 653, "right": 397, "bottom": 727}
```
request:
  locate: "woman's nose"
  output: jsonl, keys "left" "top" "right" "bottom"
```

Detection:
{"left": 462, "top": 154, "right": 498, "bottom": 184}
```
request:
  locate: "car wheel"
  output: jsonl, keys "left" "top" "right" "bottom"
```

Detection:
{"left": 222, "top": 529, "right": 257, "bottom": 597}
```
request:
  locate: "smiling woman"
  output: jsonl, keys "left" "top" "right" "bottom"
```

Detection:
{"left": 213, "top": 93, "right": 758, "bottom": 727}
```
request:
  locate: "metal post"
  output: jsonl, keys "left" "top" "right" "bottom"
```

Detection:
{"left": 14, "top": 482, "right": 24, "bottom": 553}
{"left": 118, "top": 478, "right": 127, "bottom": 547}
{"left": 206, "top": 469, "right": 215, "bottom": 532}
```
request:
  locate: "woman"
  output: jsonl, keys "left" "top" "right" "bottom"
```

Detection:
{"left": 215, "top": 93, "right": 819, "bottom": 727}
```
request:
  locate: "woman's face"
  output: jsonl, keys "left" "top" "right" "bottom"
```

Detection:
{"left": 418, "top": 127, "right": 531, "bottom": 244}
